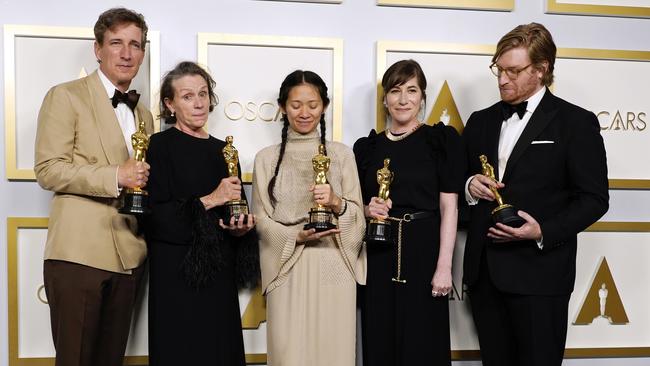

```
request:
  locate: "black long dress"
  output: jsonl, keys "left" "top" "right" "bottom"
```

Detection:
{"left": 145, "top": 127, "right": 258, "bottom": 366}
{"left": 353, "top": 122, "right": 465, "bottom": 366}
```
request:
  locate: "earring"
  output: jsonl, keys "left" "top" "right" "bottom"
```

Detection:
{"left": 171, "top": 111, "right": 175, "bottom": 117}
{"left": 417, "top": 100, "right": 426, "bottom": 122}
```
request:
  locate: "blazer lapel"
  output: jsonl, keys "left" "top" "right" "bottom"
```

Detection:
{"left": 87, "top": 71, "right": 129, "bottom": 164}
{"left": 134, "top": 103, "right": 154, "bottom": 134}
{"left": 502, "top": 91, "right": 558, "bottom": 182}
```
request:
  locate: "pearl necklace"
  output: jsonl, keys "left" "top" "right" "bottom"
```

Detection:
{"left": 385, "top": 122, "right": 424, "bottom": 142}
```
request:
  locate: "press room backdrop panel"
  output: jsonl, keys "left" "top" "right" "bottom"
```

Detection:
{"left": 2, "top": 1, "right": 650, "bottom": 366}
{"left": 7, "top": 218, "right": 149, "bottom": 366}
{"left": 379, "top": 43, "right": 650, "bottom": 189}
{"left": 260, "top": 0, "right": 343, "bottom": 3}
{"left": 9, "top": 220, "right": 650, "bottom": 365}
{"left": 546, "top": 0, "right": 650, "bottom": 17}
{"left": 378, "top": 44, "right": 650, "bottom": 357}
{"left": 378, "top": 42, "right": 497, "bottom": 132}
{"left": 3, "top": 25, "right": 160, "bottom": 180}
{"left": 197, "top": 33, "right": 343, "bottom": 182}
{"left": 377, "top": 0, "right": 514, "bottom": 11}
{"left": 567, "top": 223, "right": 650, "bottom": 352}
{"left": 552, "top": 49, "right": 650, "bottom": 188}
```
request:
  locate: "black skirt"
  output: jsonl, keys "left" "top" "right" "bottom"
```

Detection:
{"left": 148, "top": 240, "right": 245, "bottom": 366}
{"left": 361, "top": 213, "right": 451, "bottom": 366}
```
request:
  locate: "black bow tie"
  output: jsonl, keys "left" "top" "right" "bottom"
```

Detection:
{"left": 111, "top": 89, "right": 140, "bottom": 111}
{"left": 501, "top": 100, "right": 528, "bottom": 121}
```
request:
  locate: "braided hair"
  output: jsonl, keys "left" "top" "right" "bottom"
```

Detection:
{"left": 267, "top": 70, "right": 331, "bottom": 205}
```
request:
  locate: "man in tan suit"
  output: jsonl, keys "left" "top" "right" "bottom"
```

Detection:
{"left": 34, "top": 8, "right": 153, "bottom": 366}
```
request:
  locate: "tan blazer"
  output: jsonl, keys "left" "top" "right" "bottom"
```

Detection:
{"left": 35, "top": 71, "right": 154, "bottom": 274}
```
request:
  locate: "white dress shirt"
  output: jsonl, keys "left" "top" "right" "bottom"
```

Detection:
{"left": 97, "top": 69, "right": 137, "bottom": 195}
{"left": 465, "top": 86, "right": 547, "bottom": 205}
{"left": 98, "top": 69, "right": 137, "bottom": 157}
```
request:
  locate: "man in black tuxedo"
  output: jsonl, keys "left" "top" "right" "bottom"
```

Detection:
{"left": 462, "top": 23, "right": 609, "bottom": 366}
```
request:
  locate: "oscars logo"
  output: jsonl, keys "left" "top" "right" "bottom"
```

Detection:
{"left": 574, "top": 257, "right": 629, "bottom": 325}
{"left": 223, "top": 100, "right": 282, "bottom": 122}
{"left": 427, "top": 80, "right": 464, "bottom": 133}
{"left": 597, "top": 110, "right": 647, "bottom": 131}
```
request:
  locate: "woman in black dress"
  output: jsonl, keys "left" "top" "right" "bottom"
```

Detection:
{"left": 354, "top": 59, "right": 465, "bottom": 365}
{"left": 145, "top": 61, "right": 258, "bottom": 366}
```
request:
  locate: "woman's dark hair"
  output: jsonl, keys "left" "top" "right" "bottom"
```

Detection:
{"left": 267, "top": 70, "right": 330, "bottom": 205}
{"left": 159, "top": 61, "right": 218, "bottom": 124}
{"left": 381, "top": 59, "right": 427, "bottom": 101}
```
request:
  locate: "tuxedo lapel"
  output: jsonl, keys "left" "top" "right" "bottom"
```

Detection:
{"left": 86, "top": 71, "right": 129, "bottom": 165}
{"left": 502, "top": 91, "right": 558, "bottom": 182}
{"left": 486, "top": 106, "right": 503, "bottom": 181}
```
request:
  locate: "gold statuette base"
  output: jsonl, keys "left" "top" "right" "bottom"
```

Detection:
{"left": 491, "top": 204, "right": 525, "bottom": 228}
{"left": 304, "top": 206, "right": 337, "bottom": 232}
{"left": 119, "top": 188, "right": 150, "bottom": 215}
{"left": 223, "top": 199, "right": 249, "bottom": 225}
{"left": 365, "top": 218, "right": 392, "bottom": 243}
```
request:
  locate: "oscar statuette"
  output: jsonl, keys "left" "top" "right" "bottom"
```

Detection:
{"left": 479, "top": 154, "right": 525, "bottom": 228}
{"left": 304, "top": 144, "right": 337, "bottom": 232}
{"left": 222, "top": 136, "right": 249, "bottom": 224}
{"left": 119, "top": 119, "right": 150, "bottom": 215}
{"left": 365, "top": 158, "right": 393, "bottom": 243}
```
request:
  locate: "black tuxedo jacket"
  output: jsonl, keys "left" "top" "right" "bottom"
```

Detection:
{"left": 462, "top": 90, "right": 609, "bottom": 296}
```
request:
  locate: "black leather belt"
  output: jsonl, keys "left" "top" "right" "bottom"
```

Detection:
{"left": 401, "top": 211, "right": 435, "bottom": 222}
{"left": 385, "top": 210, "right": 437, "bottom": 284}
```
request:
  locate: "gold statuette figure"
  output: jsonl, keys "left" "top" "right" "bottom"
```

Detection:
{"left": 365, "top": 158, "right": 394, "bottom": 243}
{"left": 120, "top": 119, "right": 151, "bottom": 215}
{"left": 222, "top": 136, "right": 249, "bottom": 224}
{"left": 479, "top": 154, "right": 524, "bottom": 228}
{"left": 304, "top": 144, "right": 337, "bottom": 232}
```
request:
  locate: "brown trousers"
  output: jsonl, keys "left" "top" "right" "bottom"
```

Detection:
{"left": 43, "top": 260, "right": 144, "bottom": 366}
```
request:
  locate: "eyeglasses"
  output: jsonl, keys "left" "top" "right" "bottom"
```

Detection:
{"left": 489, "top": 63, "right": 532, "bottom": 80}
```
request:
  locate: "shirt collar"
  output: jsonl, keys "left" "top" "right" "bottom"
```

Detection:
{"left": 524, "top": 86, "right": 546, "bottom": 115}
{"left": 97, "top": 68, "right": 132, "bottom": 100}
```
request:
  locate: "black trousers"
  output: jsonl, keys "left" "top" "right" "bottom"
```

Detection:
{"left": 468, "top": 254, "right": 570, "bottom": 366}
{"left": 44, "top": 260, "right": 144, "bottom": 366}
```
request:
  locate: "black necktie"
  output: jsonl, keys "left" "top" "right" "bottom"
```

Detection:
{"left": 111, "top": 89, "right": 140, "bottom": 111}
{"left": 501, "top": 100, "right": 528, "bottom": 121}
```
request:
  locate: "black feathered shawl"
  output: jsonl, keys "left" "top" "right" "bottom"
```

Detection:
{"left": 181, "top": 197, "right": 260, "bottom": 290}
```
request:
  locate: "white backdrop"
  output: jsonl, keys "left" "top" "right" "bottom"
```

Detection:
{"left": 2, "top": 0, "right": 650, "bottom": 365}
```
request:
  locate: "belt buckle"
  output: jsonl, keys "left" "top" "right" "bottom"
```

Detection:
{"left": 403, "top": 213, "right": 412, "bottom": 222}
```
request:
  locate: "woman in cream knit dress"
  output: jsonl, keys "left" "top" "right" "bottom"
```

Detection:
{"left": 252, "top": 70, "right": 366, "bottom": 366}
